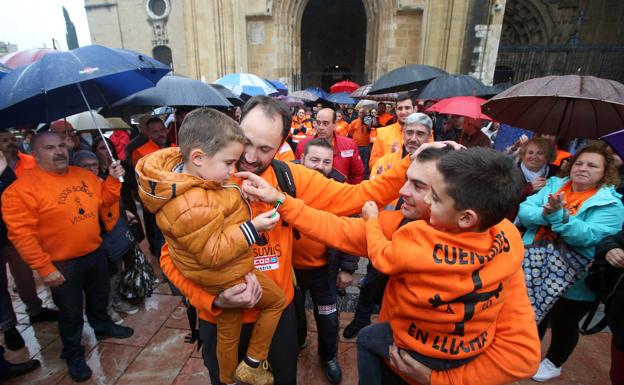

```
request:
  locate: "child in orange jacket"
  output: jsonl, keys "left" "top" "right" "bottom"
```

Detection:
{"left": 355, "top": 147, "right": 527, "bottom": 383}
{"left": 136, "top": 108, "right": 285, "bottom": 385}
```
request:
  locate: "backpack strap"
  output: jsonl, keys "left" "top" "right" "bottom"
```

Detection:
{"left": 579, "top": 301, "right": 608, "bottom": 335}
{"left": 271, "top": 160, "right": 300, "bottom": 240}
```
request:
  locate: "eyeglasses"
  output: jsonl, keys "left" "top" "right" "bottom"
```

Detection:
{"left": 79, "top": 162, "right": 99, "bottom": 169}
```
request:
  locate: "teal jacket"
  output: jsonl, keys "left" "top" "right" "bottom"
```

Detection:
{"left": 518, "top": 176, "right": 624, "bottom": 301}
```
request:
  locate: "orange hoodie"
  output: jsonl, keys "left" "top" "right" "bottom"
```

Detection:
{"left": 275, "top": 196, "right": 540, "bottom": 385}
{"left": 2, "top": 166, "right": 121, "bottom": 277}
{"left": 136, "top": 148, "right": 259, "bottom": 288}
{"left": 160, "top": 155, "right": 411, "bottom": 323}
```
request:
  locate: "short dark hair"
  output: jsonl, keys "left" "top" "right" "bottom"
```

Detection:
{"left": 415, "top": 145, "right": 454, "bottom": 163}
{"left": 179, "top": 108, "right": 245, "bottom": 160}
{"left": 304, "top": 137, "right": 333, "bottom": 156}
{"left": 396, "top": 92, "right": 413, "bottom": 105}
{"left": 146, "top": 117, "right": 164, "bottom": 128}
{"left": 437, "top": 147, "right": 523, "bottom": 229}
{"left": 242, "top": 96, "right": 292, "bottom": 140}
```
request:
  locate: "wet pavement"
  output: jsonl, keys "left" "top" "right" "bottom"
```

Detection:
{"left": 2, "top": 245, "right": 614, "bottom": 385}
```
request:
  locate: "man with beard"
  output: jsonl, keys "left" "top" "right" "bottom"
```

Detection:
{"left": 2, "top": 132, "right": 134, "bottom": 382}
{"left": 369, "top": 94, "right": 415, "bottom": 169}
{"left": 0, "top": 129, "right": 57, "bottom": 352}
{"left": 292, "top": 138, "right": 359, "bottom": 383}
{"left": 295, "top": 108, "right": 365, "bottom": 184}
{"left": 159, "top": 96, "right": 409, "bottom": 385}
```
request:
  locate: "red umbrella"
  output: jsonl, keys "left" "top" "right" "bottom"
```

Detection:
{"left": 330, "top": 80, "right": 360, "bottom": 94}
{"left": 426, "top": 96, "right": 493, "bottom": 121}
{"left": 0, "top": 48, "right": 55, "bottom": 68}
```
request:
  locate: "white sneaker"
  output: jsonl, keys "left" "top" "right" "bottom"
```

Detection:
{"left": 532, "top": 358, "right": 561, "bottom": 382}
{"left": 109, "top": 309, "right": 124, "bottom": 325}
{"left": 113, "top": 301, "right": 139, "bottom": 315}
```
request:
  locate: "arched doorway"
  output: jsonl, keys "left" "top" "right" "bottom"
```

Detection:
{"left": 300, "top": 0, "right": 367, "bottom": 91}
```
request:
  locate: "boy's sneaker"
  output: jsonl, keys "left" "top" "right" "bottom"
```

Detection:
{"left": 233, "top": 360, "right": 274, "bottom": 385}
{"left": 342, "top": 319, "right": 369, "bottom": 339}
{"left": 109, "top": 309, "right": 124, "bottom": 325}
{"left": 95, "top": 324, "right": 134, "bottom": 341}
{"left": 66, "top": 356, "right": 92, "bottom": 383}
{"left": 3, "top": 327, "right": 25, "bottom": 350}
{"left": 113, "top": 301, "right": 139, "bottom": 315}
{"left": 532, "top": 358, "right": 561, "bottom": 382}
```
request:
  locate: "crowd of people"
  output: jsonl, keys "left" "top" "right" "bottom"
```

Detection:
{"left": 0, "top": 92, "right": 622, "bottom": 385}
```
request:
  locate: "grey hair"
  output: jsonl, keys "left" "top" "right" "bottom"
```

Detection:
{"left": 405, "top": 112, "right": 433, "bottom": 132}
{"left": 72, "top": 150, "right": 98, "bottom": 166}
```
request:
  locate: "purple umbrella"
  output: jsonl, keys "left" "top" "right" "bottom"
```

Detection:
{"left": 601, "top": 128, "right": 624, "bottom": 159}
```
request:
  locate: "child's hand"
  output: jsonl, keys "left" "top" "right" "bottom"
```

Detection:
{"left": 252, "top": 209, "right": 280, "bottom": 233}
{"left": 362, "top": 201, "right": 379, "bottom": 221}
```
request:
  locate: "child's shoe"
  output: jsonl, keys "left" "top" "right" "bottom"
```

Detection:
{"left": 233, "top": 359, "right": 274, "bottom": 385}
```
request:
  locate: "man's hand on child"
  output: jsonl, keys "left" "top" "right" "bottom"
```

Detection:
{"left": 389, "top": 344, "right": 432, "bottom": 385}
{"left": 236, "top": 171, "right": 282, "bottom": 203}
{"left": 213, "top": 272, "right": 262, "bottom": 310}
{"left": 362, "top": 201, "right": 379, "bottom": 220}
{"left": 252, "top": 210, "right": 280, "bottom": 233}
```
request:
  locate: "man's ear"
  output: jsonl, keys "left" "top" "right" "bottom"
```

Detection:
{"left": 189, "top": 148, "right": 205, "bottom": 166}
{"left": 458, "top": 209, "right": 479, "bottom": 230}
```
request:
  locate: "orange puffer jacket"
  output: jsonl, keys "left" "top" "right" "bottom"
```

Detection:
{"left": 136, "top": 147, "right": 258, "bottom": 287}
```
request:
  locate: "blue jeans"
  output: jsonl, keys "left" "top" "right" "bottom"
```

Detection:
{"left": 50, "top": 248, "right": 112, "bottom": 360}
{"left": 358, "top": 146, "right": 371, "bottom": 177}
{"left": 0, "top": 253, "right": 17, "bottom": 332}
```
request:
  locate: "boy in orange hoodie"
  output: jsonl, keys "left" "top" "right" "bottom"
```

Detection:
{"left": 355, "top": 147, "right": 526, "bottom": 384}
{"left": 136, "top": 108, "right": 285, "bottom": 385}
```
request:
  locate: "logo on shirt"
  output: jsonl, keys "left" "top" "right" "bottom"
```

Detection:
{"left": 57, "top": 181, "right": 94, "bottom": 205}
{"left": 340, "top": 149, "right": 354, "bottom": 158}
{"left": 254, "top": 255, "right": 279, "bottom": 271}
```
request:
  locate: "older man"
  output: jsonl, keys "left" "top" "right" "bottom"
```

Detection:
{"left": 2, "top": 132, "right": 133, "bottom": 382}
{"left": 295, "top": 108, "right": 365, "bottom": 184}
{"left": 369, "top": 94, "right": 415, "bottom": 169}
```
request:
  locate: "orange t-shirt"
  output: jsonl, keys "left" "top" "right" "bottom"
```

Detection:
{"left": 335, "top": 120, "right": 350, "bottom": 136}
{"left": 553, "top": 148, "right": 572, "bottom": 166}
{"left": 347, "top": 118, "right": 371, "bottom": 147}
{"left": 275, "top": 142, "right": 295, "bottom": 162}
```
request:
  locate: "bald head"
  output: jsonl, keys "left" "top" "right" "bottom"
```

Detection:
{"left": 315, "top": 108, "right": 336, "bottom": 140}
{"left": 31, "top": 132, "right": 69, "bottom": 174}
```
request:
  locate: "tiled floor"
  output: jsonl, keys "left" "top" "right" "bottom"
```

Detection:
{"left": 2, "top": 256, "right": 615, "bottom": 385}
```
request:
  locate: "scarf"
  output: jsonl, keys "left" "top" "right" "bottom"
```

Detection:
{"left": 520, "top": 162, "right": 547, "bottom": 182}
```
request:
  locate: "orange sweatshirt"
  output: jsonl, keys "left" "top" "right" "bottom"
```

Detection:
{"left": 347, "top": 118, "right": 371, "bottom": 147}
{"left": 370, "top": 122, "right": 403, "bottom": 168}
{"left": 275, "top": 196, "right": 540, "bottom": 385}
{"left": 160, "top": 155, "right": 411, "bottom": 324}
{"left": 2, "top": 166, "right": 121, "bottom": 277}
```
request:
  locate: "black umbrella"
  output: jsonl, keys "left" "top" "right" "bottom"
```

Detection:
{"left": 416, "top": 74, "right": 492, "bottom": 100}
{"left": 112, "top": 75, "right": 232, "bottom": 108}
{"left": 368, "top": 64, "right": 447, "bottom": 95}
{"left": 211, "top": 83, "right": 245, "bottom": 107}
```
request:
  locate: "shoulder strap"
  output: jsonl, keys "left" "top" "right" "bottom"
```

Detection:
{"left": 579, "top": 301, "right": 608, "bottom": 335}
{"left": 271, "top": 160, "right": 300, "bottom": 239}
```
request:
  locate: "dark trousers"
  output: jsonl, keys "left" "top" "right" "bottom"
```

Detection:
{"left": 537, "top": 297, "right": 593, "bottom": 367}
{"left": 142, "top": 209, "right": 164, "bottom": 258}
{"left": 50, "top": 248, "right": 112, "bottom": 360}
{"left": 294, "top": 265, "right": 339, "bottom": 361}
{"left": 199, "top": 302, "right": 298, "bottom": 385}
{"left": 353, "top": 261, "right": 387, "bottom": 323}
{"left": 358, "top": 146, "right": 371, "bottom": 177}
{"left": 0, "top": 253, "right": 16, "bottom": 332}
{"left": 3, "top": 243, "right": 43, "bottom": 316}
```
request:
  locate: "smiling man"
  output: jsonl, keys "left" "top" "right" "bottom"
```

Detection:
{"left": 369, "top": 93, "right": 415, "bottom": 169}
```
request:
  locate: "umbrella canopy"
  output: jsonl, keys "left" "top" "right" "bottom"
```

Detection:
{"left": 416, "top": 74, "right": 492, "bottom": 100}
{"left": 106, "top": 117, "right": 132, "bottom": 130}
{"left": 482, "top": 75, "right": 624, "bottom": 139}
{"left": 112, "top": 75, "right": 231, "bottom": 108}
{"left": 214, "top": 73, "right": 277, "bottom": 97}
{"left": 330, "top": 80, "right": 360, "bottom": 94}
{"left": 0, "top": 63, "right": 10, "bottom": 80}
{"left": 304, "top": 86, "right": 330, "bottom": 100}
{"left": 276, "top": 95, "right": 304, "bottom": 108}
{"left": 211, "top": 84, "right": 244, "bottom": 107}
{"left": 0, "top": 44, "right": 170, "bottom": 128}
{"left": 355, "top": 99, "right": 378, "bottom": 110}
{"left": 601, "top": 128, "right": 624, "bottom": 159}
{"left": 266, "top": 79, "right": 288, "bottom": 96}
{"left": 66, "top": 110, "right": 112, "bottom": 131}
{"left": 327, "top": 92, "right": 356, "bottom": 105}
{"left": 290, "top": 90, "right": 319, "bottom": 102}
{"left": 0, "top": 48, "right": 55, "bottom": 68}
{"left": 427, "top": 96, "right": 492, "bottom": 121}
{"left": 350, "top": 84, "right": 399, "bottom": 101}
{"left": 369, "top": 64, "right": 448, "bottom": 95}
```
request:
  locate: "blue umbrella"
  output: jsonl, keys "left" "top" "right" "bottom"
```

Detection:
{"left": 0, "top": 44, "right": 170, "bottom": 128}
{"left": 215, "top": 73, "right": 277, "bottom": 97}
{"left": 326, "top": 92, "right": 356, "bottom": 105}
{"left": 305, "top": 86, "right": 330, "bottom": 100}
{"left": 266, "top": 79, "right": 288, "bottom": 96}
{"left": 0, "top": 63, "right": 10, "bottom": 80}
